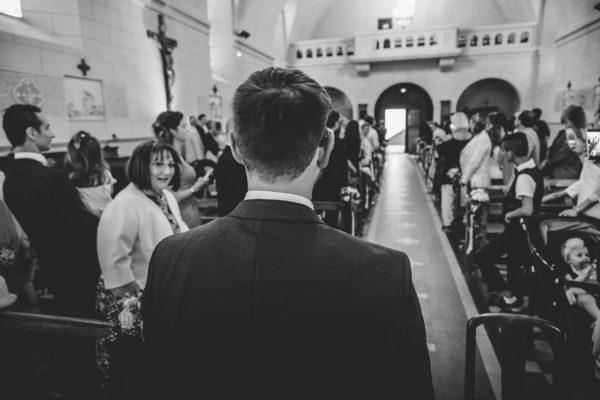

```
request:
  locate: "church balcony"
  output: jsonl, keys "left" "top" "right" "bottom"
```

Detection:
{"left": 289, "top": 22, "right": 538, "bottom": 72}
{"left": 457, "top": 22, "right": 538, "bottom": 55}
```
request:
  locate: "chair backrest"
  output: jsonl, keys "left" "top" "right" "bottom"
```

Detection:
{"left": 465, "top": 312, "right": 567, "bottom": 400}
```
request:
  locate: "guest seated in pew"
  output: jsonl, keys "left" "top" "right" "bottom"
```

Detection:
{"left": 542, "top": 132, "right": 600, "bottom": 220}
{"left": 460, "top": 112, "right": 492, "bottom": 190}
{"left": 474, "top": 132, "right": 543, "bottom": 310}
{"left": 2, "top": 104, "right": 102, "bottom": 397}
{"left": 0, "top": 170, "right": 36, "bottom": 304}
{"left": 436, "top": 111, "right": 471, "bottom": 230}
{"left": 96, "top": 140, "right": 188, "bottom": 396}
{"left": 215, "top": 118, "right": 247, "bottom": 216}
{"left": 153, "top": 111, "right": 213, "bottom": 228}
{"left": 560, "top": 237, "right": 600, "bottom": 360}
{"left": 65, "top": 130, "right": 116, "bottom": 217}
{"left": 142, "top": 67, "right": 433, "bottom": 399}
{"left": 542, "top": 105, "right": 585, "bottom": 180}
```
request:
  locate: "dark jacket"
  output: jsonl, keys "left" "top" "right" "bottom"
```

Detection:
{"left": 196, "top": 125, "right": 220, "bottom": 156}
{"left": 542, "top": 130, "right": 582, "bottom": 179}
{"left": 503, "top": 165, "right": 544, "bottom": 216}
{"left": 215, "top": 146, "right": 247, "bottom": 216}
{"left": 142, "top": 200, "right": 434, "bottom": 399}
{"left": 313, "top": 136, "right": 349, "bottom": 201}
{"left": 3, "top": 158, "right": 100, "bottom": 311}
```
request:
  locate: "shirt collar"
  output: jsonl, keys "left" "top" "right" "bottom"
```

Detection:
{"left": 245, "top": 190, "right": 314, "bottom": 210}
{"left": 14, "top": 152, "right": 48, "bottom": 166}
{"left": 516, "top": 158, "right": 536, "bottom": 172}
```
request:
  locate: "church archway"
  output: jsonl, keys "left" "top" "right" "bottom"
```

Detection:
{"left": 457, "top": 78, "right": 520, "bottom": 117}
{"left": 324, "top": 87, "right": 353, "bottom": 120}
{"left": 374, "top": 83, "right": 433, "bottom": 153}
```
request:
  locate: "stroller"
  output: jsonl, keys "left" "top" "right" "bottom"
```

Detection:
{"left": 522, "top": 215, "right": 600, "bottom": 386}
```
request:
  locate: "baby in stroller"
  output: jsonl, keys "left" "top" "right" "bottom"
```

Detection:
{"left": 561, "top": 237, "right": 600, "bottom": 362}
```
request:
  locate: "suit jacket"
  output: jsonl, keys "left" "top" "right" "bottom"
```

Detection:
{"left": 142, "top": 200, "right": 434, "bottom": 399}
{"left": 215, "top": 145, "right": 247, "bottom": 216}
{"left": 3, "top": 158, "right": 100, "bottom": 311}
{"left": 313, "top": 136, "right": 349, "bottom": 201}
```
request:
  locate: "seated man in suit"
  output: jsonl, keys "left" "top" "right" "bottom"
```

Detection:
{"left": 1, "top": 104, "right": 101, "bottom": 396}
{"left": 142, "top": 67, "right": 434, "bottom": 399}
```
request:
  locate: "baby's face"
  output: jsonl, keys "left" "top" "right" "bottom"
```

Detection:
{"left": 568, "top": 247, "right": 590, "bottom": 268}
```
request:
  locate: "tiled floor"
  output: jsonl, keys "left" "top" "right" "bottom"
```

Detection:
{"left": 363, "top": 147, "right": 497, "bottom": 399}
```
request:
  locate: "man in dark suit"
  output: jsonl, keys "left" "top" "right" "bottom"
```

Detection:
{"left": 1, "top": 104, "right": 101, "bottom": 396}
{"left": 143, "top": 68, "right": 434, "bottom": 399}
{"left": 2, "top": 104, "right": 99, "bottom": 310}
{"left": 215, "top": 118, "right": 247, "bottom": 216}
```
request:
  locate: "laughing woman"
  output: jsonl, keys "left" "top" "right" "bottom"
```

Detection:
{"left": 96, "top": 140, "right": 188, "bottom": 397}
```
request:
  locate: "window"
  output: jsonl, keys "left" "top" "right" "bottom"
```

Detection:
{"left": 520, "top": 31, "right": 529, "bottom": 43}
{"left": 0, "top": 0, "right": 23, "bottom": 18}
{"left": 316, "top": 48, "right": 323, "bottom": 57}
{"left": 406, "top": 36, "right": 413, "bottom": 47}
{"left": 470, "top": 35, "right": 478, "bottom": 47}
{"left": 378, "top": 18, "right": 393, "bottom": 30}
{"left": 495, "top": 34, "right": 503, "bottom": 45}
{"left": 417, "top": 35, "right": 425, "bottom": 47}
{"left": 306, "top": 49, "right": 313, "bottom": 58}
{"left": 482, "top": 35, "right": 490, "bottom": 46}
{"left": 429, "top": 34, "right": 437, "bottom": 46}
{"left": 394, "top": 38, "right": 402, "bottom": 48}
{"left": 383, "top": 39, "right": 391, "bottom": 49}
{"left": 326, "top": 47, "right": 333, "bottom": 57}
{"left": 296, "top": 49, "right": 303, "bottom": 59}
{"left": 507, "top": 33, "right": 516, "bottom": 44}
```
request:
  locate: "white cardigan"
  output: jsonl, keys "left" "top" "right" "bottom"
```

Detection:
{"left": 97, "top": 183, "right": 189, "bottom": 290}
{"left": 460, "top": 132, "right": 492, "bottom": 189}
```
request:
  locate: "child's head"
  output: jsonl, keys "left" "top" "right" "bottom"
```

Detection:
{"left": 561, "top": 237, "right": 590, "bottom": 268}
{"left": 65, "top": 130, "right": 108, "bottom": 187}
{"left": 502, "top": 132, "right": 529, "bottom": 164}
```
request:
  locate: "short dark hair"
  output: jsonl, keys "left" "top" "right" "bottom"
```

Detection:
{"left": 364, "top": 115, "right": 374, "bottom": 125}
{"left": 232, "top": 67, "right": 331, "bottom": 181}
{"left": 470, "top": 112, "right": 487, "bottom": 134}
{"left": 562, "top": 105, "right": 586, "bottom": 129}
{"left": 326, "top": 110, "right": 340, "bottom": 128}
{"left": 65, "top": 131, "right": 109, "bottom": 187}
{"left": 532, "top": 108, "right": 542, "bottom": 119}
{"left": 198, "top": 114, "right": 206, "bottom": 120}
{"left": 2, "top": 104, "right": 43, "bottom": 147}
{"left": 518, "top": 111, "right": 535, "bottom": 128}
{"left": 502, "top": 132, "right": 529, "bottom": 157}
{"left": 153, "top": 111, "right": 184, "bottom": 145}
{"left": 487, "top": 111, "right": 507, "bottom": 129}
{"left": 127, "top": 140, "right": 181, "bottom": 191}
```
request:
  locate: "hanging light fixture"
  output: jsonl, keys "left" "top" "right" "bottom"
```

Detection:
{"left": 393, "top": 0, "right": 415, "bottom": 29}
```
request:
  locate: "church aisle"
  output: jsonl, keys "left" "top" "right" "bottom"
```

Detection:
{"left": 364, "top": 146, "right": 499, "bottom": 400}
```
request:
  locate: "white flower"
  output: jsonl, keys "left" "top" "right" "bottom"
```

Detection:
{"left": 118, "top": 308, "right": 134, "bottom": 330}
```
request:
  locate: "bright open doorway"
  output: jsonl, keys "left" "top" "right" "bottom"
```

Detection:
{"left": 384, "top": 109, "right": 406, "bottom": 151}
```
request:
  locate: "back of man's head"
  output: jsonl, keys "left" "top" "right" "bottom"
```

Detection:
{"left": 532, "top": 108, "right": 542, "bottom": 120}
{"left": 232, "top": 67, "right": 331, "bottom": 182}
{"left": 2, "top": 104, "right": 42, "bottom": 147}
{"left": 502, "top": 132, "right": 529, "bottom": 157}
{"left": 326, "top": 110, "right": 340, "bottom": 129}
{"left": 518, "top": 110, "right": 535, "bottom": 128}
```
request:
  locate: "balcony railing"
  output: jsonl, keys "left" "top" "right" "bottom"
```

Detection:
{"left": 289, "top": 22, "right": 537, "bottom": 67}
{"left": 352, "top": 26, "right": 460, "bottom": 62}
{"left": 457, "top": 22, "right": 537, "bottom": 54}
{"left": 290, "top": 38, "right": 354, "bottom": 65}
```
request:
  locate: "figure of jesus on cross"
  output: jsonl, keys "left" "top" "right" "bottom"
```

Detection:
{"left": 147, "top": 13, "right": 178, "bottom": 110}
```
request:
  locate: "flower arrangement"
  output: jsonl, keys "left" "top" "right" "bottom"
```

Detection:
{"left": 469, "top": 188, "right": 490, "bottom": 204}
{"left": 340, "top": 186, "right": 361, "bottom": 207}
{"left": 97, "top": 290, "right": 144, "bottom": 342}
{"left": 0, "top": 247, "right": 17, "bottom": 269}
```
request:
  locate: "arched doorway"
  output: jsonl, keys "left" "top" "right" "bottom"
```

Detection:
{"left": 457, "top": 78, "right": 520, "bottom": 117}
{"left": 324, "top": 87, "right": 353, "bottom": 120}
{"left": 374, "top": 83, "right": 433, "bottom": 153}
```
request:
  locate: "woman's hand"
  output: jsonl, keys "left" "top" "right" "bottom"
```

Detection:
{"left": 109, "top": 281, "right": 141, "bottom": 299}
{"left": 191, "top": 170, "right": 213, "bottom": 193}
{"left": 559, "top": 208, "right": 579, "bottom": 217}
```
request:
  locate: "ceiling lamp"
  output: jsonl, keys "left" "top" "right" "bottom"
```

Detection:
{"left": 393, "top": 0, "right": 415, "bottom": 29}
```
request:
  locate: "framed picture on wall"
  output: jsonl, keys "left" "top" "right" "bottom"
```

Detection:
{"left": 64, "top": 76, "right": 106, "bottom": 120}
{"left": 208, "top": 93, "right": 222, "bottom": 121}
{"left": 593, "top": 83, "right": 600, "bottom": 114}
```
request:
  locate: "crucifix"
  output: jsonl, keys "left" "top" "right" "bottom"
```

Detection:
{"left": 77, "top": 59, "right": 90, "bottom": 76}
{"left": 147, "top": 13, "right": 178, "bottom": 110}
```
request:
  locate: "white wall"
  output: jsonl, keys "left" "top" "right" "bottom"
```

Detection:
{"left": 0, "top": 0, "right": 212, "bottom": 155}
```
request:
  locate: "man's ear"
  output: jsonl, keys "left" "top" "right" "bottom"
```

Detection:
{"left": 228, "top": 131, "right": 245, "bottom": 166}
{"left": 317, "top": 132, "right": 335, "bottom": 169}
{"left": 24, "top": 126, "right": 37, "bottom": 141}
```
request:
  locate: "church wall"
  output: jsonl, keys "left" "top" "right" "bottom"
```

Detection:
{"left": 0, "top": 0, "right": 212, "bottom": 156}
{"left": 297, "top": 50, "right": 538, "bottom": 126}
{"left": 310, "top": 0, "right": 531, "bottom": 40}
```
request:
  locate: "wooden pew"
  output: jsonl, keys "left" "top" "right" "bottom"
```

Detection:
{"left": 0, "top": 305, "right": 112, "bottom": 338}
